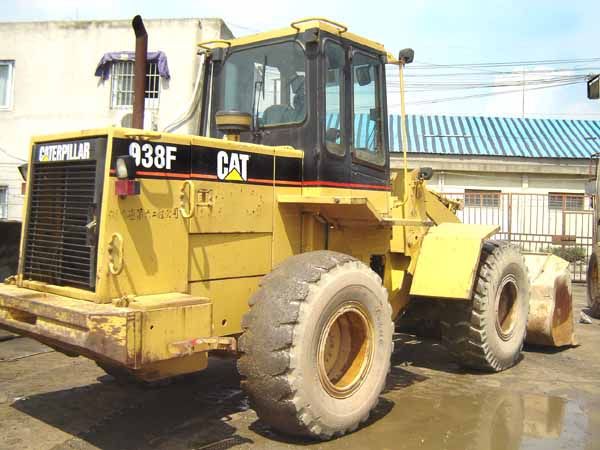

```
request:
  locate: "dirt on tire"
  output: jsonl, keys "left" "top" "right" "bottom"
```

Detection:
{"left": 441, "top": 241, "right": 530, "bottom": 372}
{"left": 237, "top": 250, "right": 393, "bottom": 440}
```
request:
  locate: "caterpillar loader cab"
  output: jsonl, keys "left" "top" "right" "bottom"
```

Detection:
{"left": 0, "top": 17, "right": 575, "bottom": 440}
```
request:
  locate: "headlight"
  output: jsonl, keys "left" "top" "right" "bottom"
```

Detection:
{"left": 116, "top": 155, "right": 136, "bottom": 180}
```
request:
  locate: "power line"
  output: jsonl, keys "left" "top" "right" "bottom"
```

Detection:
{"left": 392, "top": 75, "right": 587, "bottom": 92}
{"left": 0, "top": 147, "right": 26, "bottom": 162}
{"left": 402, "top": 79, "right": 581, "bottom": 106}
{"left": 386, "top": 67, "right": 600, "bottom": 78}
{"left": 409, "top": 57, "right": 600, "bottom": 69}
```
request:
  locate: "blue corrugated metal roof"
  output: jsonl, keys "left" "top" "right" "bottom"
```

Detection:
{"left": 389, "top": 114, "right": 600, "bottom": 158}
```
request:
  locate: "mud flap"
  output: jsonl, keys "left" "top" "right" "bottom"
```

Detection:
{"left": 524, "top": 254, "right": 576, "bottom": 347}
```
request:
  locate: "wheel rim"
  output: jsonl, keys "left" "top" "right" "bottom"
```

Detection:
{"left": 495, "top": 274, "right": 519, "bottom": 340}
{"left": 317, "top": 302, "right": 374, "bottom": 399}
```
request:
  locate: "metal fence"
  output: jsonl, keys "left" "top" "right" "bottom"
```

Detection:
{"left": 445, "top": 192, "right": 594, "bottom": 282}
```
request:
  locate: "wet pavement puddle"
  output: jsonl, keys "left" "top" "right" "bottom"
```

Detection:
{"left": 315, "top": 385, "right": 593, "bottom": 450}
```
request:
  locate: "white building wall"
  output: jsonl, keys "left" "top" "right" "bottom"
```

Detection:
{"left": 428, "top": 171, "right": 586, "bottom": 195}
{"left": 0, "top": 18, "right": 232, "bottom": 220}
{"left": 393, "top": 161, "right": 593, "bottom": 266}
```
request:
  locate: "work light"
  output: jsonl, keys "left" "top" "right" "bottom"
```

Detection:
{"left": 116, "top": 155, "right": 136, "bottom": 180}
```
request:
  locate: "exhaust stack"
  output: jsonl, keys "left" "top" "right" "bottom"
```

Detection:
{"left": 132, "top": 15, "right": 148, "bottom": 129}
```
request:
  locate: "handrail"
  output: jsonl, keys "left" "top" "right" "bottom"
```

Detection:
{"left": 108, "top": 233, "right": 124, "bottom": 276}
{"left": 179, "top": 180, "right": 196, "bottom": 219}
{"left": 395, "top": 60, "right": 410, "bottom": 207}
{"left": 197, "top": 40, "right": 232, "bottom": 51}
{"left": 290, "top": 17, "right": 348, "bottom": 34}
{"left": 124, "top": 130, "right": 162, "bottom": 140}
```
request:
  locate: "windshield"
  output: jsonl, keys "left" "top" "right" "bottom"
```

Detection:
{"left": 214, "top": 41, "right": 306, "bottom": 128}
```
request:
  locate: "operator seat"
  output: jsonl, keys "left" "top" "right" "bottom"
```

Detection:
{"left": 291, "top": 86, "right": 305, "bottom": 122}
{"left": 260, "top": 75, "right": 306, "bottom": 125}
{"left": 262, "top": 104, "right": 295, "bottom": 126}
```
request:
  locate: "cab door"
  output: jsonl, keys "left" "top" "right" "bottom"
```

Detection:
{"left": 348, "top": 49, "right": 390, "bottom": 213}
{"left": 318, "top": 38, "right": 351, "bottom": 187}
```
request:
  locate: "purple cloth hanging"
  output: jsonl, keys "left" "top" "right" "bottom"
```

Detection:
{"left": 94, "top": 51, "right": 170, "bottom": 80}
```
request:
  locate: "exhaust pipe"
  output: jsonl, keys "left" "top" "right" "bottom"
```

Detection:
{"left": 132, "top": 15, "right": 147, "bottom": 129}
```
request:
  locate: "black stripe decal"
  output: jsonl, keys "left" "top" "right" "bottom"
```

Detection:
{"left": 111, "top": 138, "right": 303, "bottom": 185}
{"left": 275, "top": 156, "right": 302, "bottom": 183}
{"left": 192, "top": 145, "right": 273, "bottom": 182}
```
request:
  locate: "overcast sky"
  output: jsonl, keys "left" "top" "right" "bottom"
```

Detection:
{"left": 2, "top": 0, "right": 600, "bottom": 119}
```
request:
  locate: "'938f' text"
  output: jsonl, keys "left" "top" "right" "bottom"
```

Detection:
{"left": 128, "top": 142, "right": 177, "bottom": 170}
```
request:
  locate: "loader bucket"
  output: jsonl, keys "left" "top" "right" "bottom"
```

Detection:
{"left": 523, "top": 254, "right": 576, "bottom": 347}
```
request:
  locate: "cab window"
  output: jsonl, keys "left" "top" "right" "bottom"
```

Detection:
{"left": 324, "top": 41, "right": 345, "bottom": 156}
{"left": 216, "top": 41, "right": 306, "bottom": 128}
{"left": 352, "top": 52, "right": 384, "bottom": 165}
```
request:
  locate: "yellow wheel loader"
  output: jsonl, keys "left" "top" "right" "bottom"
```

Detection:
{"left": 0, "top": 16, "right": 575, "bottom": 440}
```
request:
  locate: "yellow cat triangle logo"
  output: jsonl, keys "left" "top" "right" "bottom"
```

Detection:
{"left": 224, "top": 168, "right": 243, "bottom": 181}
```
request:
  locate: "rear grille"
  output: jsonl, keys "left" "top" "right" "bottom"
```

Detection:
{"left": 23, "top": 160, "right": 99, "bottom": 290}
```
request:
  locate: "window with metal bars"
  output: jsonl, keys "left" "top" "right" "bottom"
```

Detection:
{"left": 548, "top": 192, "right": 584, "bottom": 211}
{"left": 110, "top": 61, "right": 160, "bottom": 109}
{"left": 464, "top": 189, "right": 501, "bottom": 208}
{"left": 0, "top": 61, "right": 15, "bottom": 110}
{"left": 0, "top": 186, "right": 7, "bottom": 219}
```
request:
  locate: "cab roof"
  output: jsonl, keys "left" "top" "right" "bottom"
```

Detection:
{"left": 198, "top": 17, "right": 397, "bottom": 62}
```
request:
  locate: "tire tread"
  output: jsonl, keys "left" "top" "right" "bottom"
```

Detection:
{"left": 237, "top": 251, "right": 392, "bottom": 439}
{"left": 442, "top": 241, "right": 529, "bottom": 372}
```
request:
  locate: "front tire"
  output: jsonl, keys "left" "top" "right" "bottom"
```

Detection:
{"left": 238, "top": 251, "right": 393, "bottom": 440}
{"left": 441, "top": 241, "right": 530, "bottom": 372}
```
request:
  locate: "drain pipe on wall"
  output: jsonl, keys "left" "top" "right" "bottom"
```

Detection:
{"left": 132, "top": 15, "right": 148, "bottom": 129}
{"left": 163, "top": 52, "right": 207, "bottom": 133}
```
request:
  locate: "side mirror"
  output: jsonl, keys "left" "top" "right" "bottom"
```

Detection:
{"left": 398, "top": 48, "right": 415, "bottom": 64}
{"left": 356, "top": 66, "right": 372, "bottom": 86}
{"left": 369, "top": 108, "right": 379, "bottom": 122}
{"left": 417, "top": 167, "right": 433, "bottom": 181}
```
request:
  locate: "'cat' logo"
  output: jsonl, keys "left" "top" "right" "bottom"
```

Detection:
{"left": 217, "top": 151, "right": 250, "bottom": 182}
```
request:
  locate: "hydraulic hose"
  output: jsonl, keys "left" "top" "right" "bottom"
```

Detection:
{"left": 163, "top": 53, "right": 206, "bottom": 133}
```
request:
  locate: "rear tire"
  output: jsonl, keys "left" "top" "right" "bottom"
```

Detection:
{"left": 441, "top": 241, "right": 529, "bottom": 372}
{"left": 237, "top": 251, "right": 393, "bottom": 440}
{"left": 586, "top": 252, "right": 600, "bottom": 318}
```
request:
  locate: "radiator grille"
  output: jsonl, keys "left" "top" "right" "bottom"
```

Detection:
{"left": 23, "top": 160, "right": 99, "bottom": 290}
